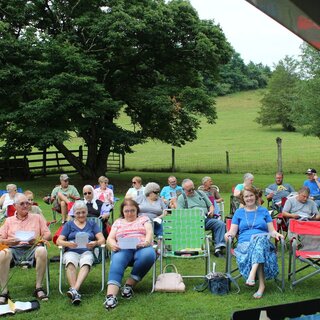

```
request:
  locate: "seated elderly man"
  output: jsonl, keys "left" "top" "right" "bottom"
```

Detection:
{"left": 45, "top": 174, "right": 80, "bottom": 224}
{"left": 198, "top": 176, "right": 224, "bottom": 204}
{"left": 265, "top": 172, "right": 295, "bottom": 211}
{"left": 303, "top": 168, "right": 320, "bottom": 208}
{"left": 177, "top": 179, "right": 226, "bottom": 257}
{"left": 0, "top": 193, "right": 52, "bottom": 304}
{"left": 160, "top": 176, "right": 183, "bottom": 208}
{"left": 282, "top": 187, "right": 320, "bottom": 221}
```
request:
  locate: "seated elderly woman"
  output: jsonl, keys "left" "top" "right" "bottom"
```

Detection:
{"left": 94, "top": 176, "right": 114, "bottom": 205}
{"left": 136, "top": 182, "right": 167, "bottom": 237}
{"left": 68, "top": 185, "right": 112, "bottom": 238}
{"left": 69, "top": 185, "right": 111, "bottom": 219}
{"left": 57, "top": 200, "right": 105, "bottom": 305}
{"left": 104, "top": 199, "right": 156, "bottom": 310}
{"left": 125, "top": 176, "right": 145, "bottom": 201}
{"left": 225, "top": 186, "right": 283, "bottom": 299}
{"left": 0, "top": 184, "right": 18, "bottom": 216}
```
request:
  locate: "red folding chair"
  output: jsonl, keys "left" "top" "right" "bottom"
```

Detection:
{"left": 6, "top": 204, "right": 16, "bottom": 217}
{"left": 288, "top": 220, "right": 320, "bottom": 289}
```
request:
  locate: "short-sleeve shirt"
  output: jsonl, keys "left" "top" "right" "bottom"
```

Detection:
{"left": 160, "top": 186, "right": 183, "bottom": 201}
{"left": 177, "top": 190, "right": 211, "bottom": 214}
{"left": 112, "top": 216, "right": 150, "bottom": 245}
{"left": 265, "top": 183, "right": 295, "bottom": 203}
{"left": 61, "top": 220, "right": 101, "bottom": 254}
{"left": 0, "top": 213, "right": 51, "bottom": 245}
{"left": 136, "top": 195, "right": 166, "bottom": 220}
{"left": 231, "top": 206, "right": 272, "bottom": 243}
{"left": 94, "top": 187, "right": 114, "bottom": 203}
{"left": 51, "top": 185, "right": 80, "bottom": 202}
{"left": 283, "top": 196, "right": 319, "bottom": 217}
{"left": 303, "top": 179, "right": 320, "bottom": 198}
{"left": 125, "top": 187, "right": 145, "bottom": 200}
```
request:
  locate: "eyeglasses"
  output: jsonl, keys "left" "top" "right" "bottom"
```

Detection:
{"left": 124, "top": 209, "right": 136, "bottom": 214}
{"left": 153, "top": 191, "right": 160, "bottom": 195}
{"left": 169, "top": 181, "right": 177, "bottom": 184}
{"left": 185, "top": 188, "right": 195, "bottom": 192}
{"left": 27, "top": 199, "right": 34, "bottom": 202}
{"left": 132, "top": 181, "right": 137, "bottom": 184}
{"left": 75, "top": 211, "right": 87, "bottom": 215}
{"left": 17, "top": 201, "right": 30, "bottom": 206}
{"left": 83, "top": 192, "right": 92, "bottom": 196}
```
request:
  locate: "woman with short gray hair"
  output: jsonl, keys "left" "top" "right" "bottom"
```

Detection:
{"left": 234, "top": 173, "right": 255, "bottom": 198}
{"left": 57, "top": 200, "right": 105, "bottom": 305}
{"left": 136, "top": 182, "right": 166, "bottom": 237}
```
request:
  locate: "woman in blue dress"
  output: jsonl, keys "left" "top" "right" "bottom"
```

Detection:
{"left": 225, "top": 186, "right": 283, "bottom": 299}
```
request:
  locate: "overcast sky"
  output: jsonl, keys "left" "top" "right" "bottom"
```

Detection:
{"left": 189, "top": 0, "right": 304, "bottom": 67}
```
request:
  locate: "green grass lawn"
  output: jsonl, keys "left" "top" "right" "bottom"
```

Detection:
{"left": 119, "top": 90, "right": 320, "bottom": 174}
{"left": 0, "top": 172, "right": 319, "bottom": 319}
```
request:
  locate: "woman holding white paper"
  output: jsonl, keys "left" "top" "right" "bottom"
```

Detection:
{"left": 104, "top": 199, "right": 156, "bottom": 310}
{"left": 56, "top": 201, "right": 105, "bottom": 305}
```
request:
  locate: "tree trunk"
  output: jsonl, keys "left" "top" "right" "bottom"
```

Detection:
{"left": 54, "top": 142, "right": 110, "bottom": 179}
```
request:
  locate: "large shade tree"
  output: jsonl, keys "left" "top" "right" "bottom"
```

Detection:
{"left": 0, "top": 0, "right": 232, "bottom": 178}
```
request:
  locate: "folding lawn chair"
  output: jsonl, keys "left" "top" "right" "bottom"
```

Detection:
{"left": 226, "top": 218, "right": 285, "bottom": 292}
{"left": 156, "top": 208, "right": 211, "bottom": 286}
{"left": 58, "top": 217, "right": 106, "bottom": 294}
{"left": 288, "top": 219, "right": 320, "bottom": 289}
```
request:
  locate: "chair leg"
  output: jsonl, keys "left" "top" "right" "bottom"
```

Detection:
{"left": 101, "top": 245, "right": 106, "bottom": 292}
{"left": 46, "top": 258, "right": 50, "bottom": 296}
{"left": 58, "top": 247, "right": 64, "bottom": 295}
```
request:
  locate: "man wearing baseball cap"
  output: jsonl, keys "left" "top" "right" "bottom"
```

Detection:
{"left": 303, "top": 168, "right": 320, "bottom": 208}
{"left": 45, "top": 174, "right": 80, "bottom": 224}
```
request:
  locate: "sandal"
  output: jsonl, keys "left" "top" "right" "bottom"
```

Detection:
{"left": 0, "top": 292, "right": 10, "bottom": 305}
{"left": 253, "top": 291, "right": 263, "bottom": 299}
{"left": 245, "top": 279, "right": 255, "bottom": 287}
{"left": 34, "top": 287, "right": 48, "bottom": 301}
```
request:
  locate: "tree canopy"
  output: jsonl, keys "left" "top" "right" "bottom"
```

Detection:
{"left": 255, "top": 56, "right": 300, "bottom": 132}
{"left": 0, "top": 0, "right": 232, "bottom": 178}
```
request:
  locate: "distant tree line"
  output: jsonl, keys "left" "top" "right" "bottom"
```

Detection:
{"left": 256, "top": 42, "right": 320, "bottom": 140}
{"left": 207, "top": 49, "right": 272, "bottom": 96}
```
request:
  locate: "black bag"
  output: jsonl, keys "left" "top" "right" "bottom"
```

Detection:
{"left": 207, "top": 272, "right": 230, "bottom": 295}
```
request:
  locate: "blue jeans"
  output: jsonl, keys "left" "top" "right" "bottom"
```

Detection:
{"left": 108, "top": 247, "right": 156, "bottom": 287}
{"left": 153, "top": 221, "right": 163, "bottom": 237}
{"left": 205, "top": 217, "right": 226, "bottom": 250}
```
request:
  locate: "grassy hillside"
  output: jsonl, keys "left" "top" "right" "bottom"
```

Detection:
{"left": 120, "top": 90, "right": 320, "bottom": 174}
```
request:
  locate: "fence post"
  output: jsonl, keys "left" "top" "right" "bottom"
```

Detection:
{"left": 276, "top": 137, "right": 282, "bottom": 172}
{"left": 42, "top": 149, "right": 47, "bottom": 176}
{"left": 121, "top": 151, "right": 125, "bottom": 170}
{"left": 171, "top": 147, "right": 176, "bottom": 172}
{"left": 226, "top": 151, "right": 231, "bottom": 174}
{"left": 78, "top": 146, "right": 83, "bottom": 162}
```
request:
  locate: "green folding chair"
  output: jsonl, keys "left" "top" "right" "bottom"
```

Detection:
{"left": 156, "top": 208, "right": 211, "bottom": 284}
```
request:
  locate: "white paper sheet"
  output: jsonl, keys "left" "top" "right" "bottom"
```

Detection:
{"left": 118, "top": 237, "right": 139, "bottom": 249}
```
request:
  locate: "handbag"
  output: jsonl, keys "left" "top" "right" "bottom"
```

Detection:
{"left": 207, "top": 272, "right": 230, "bottom": 295}
{"left": 154, "top": 264, "right": 185, "bottom": 293}
{"left": 194, "top": 263, "right": 240, "bottom": 295}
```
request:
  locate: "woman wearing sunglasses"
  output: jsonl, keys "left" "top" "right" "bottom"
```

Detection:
{"left": 136, "top": 182, "right": 166, "bottom": 237}
{"left": 125, "top": 176, "right": 145, "bottom": 201}
{"left": 68, "top": 185, "right": 111, "bottom": 219}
